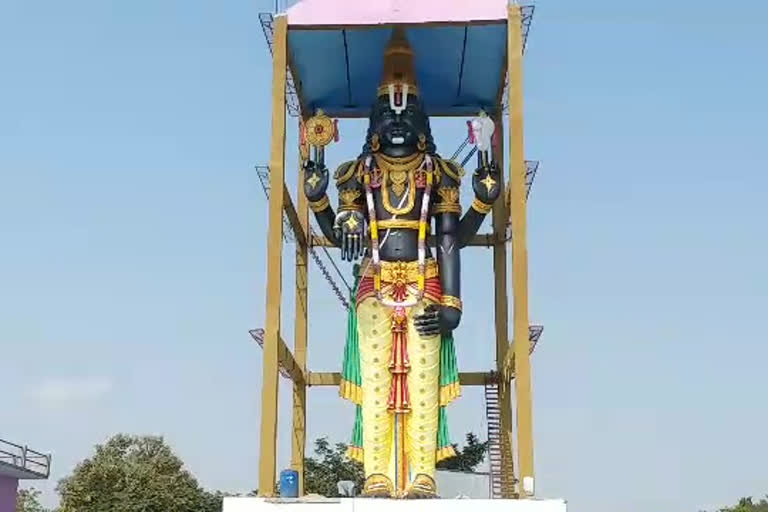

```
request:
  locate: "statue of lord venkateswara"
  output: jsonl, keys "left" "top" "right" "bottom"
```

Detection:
{"left": 302, "top": 28, "right": 500, "bottom": 499}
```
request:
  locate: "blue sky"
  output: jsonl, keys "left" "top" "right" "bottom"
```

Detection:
{"left": 1, "top": 1, "right": 767, "bottom": 511}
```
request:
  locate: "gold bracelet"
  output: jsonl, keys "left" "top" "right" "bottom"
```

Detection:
{"left": 441, "top": 295, "right": 463, "bottom": 311}
{"left": 308, "top": 195, "right": 330, "bottom": 213}
{"left": 471, "top": 198, "right": 493, "bottom": 215}
{"left": 338, "top": 205, "right": 364, "bottom": 212}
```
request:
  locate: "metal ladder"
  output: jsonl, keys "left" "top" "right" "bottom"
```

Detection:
{"left": 485, "top": 378, "right": 517, "bottom": 499}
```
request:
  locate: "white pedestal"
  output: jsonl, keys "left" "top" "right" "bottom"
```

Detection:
{"left": 223, "top": 498, "right": 567, "bottom": 512}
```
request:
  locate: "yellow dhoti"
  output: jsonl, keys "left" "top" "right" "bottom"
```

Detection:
{"left": 358, "top": 293, "right": 440, "bottom": 488}
{"left": 338, "top": 259, "right": 459, "bottom": 496}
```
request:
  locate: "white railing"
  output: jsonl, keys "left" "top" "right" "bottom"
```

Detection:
{"left": 0, "top": 438, "right": 51, "bottom": 478}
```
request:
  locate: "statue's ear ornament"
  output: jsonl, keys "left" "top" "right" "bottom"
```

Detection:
{"left": 371, "top": 133, "right": 381, "bottom": 153}
{"left": 417, "top": 133, "right": 427, "bottom": 152}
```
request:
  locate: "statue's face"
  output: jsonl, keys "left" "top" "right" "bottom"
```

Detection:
{"left": 371, "top": 95, "right": 429, "bottom": 155}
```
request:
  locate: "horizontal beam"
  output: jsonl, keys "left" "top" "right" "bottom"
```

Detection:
{"left": 447, "top": 234, "right": 498, "bottom": 247}
{"left": 459, "top": 372, "right": 494, "bottom": 386}
{"left": 282, "top": 185, "right": 308, "bottom": 248}
{"left": 307, "top": 371, "right": 493, "bottom": 387}
{"left": 307, "top": 372, "right": 340, "bottom": 386}
{"left": 311, "top": 233, "right": 498, "bottom": 248}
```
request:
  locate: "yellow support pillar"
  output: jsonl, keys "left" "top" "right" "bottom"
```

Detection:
{"left": 507, "top": 5, "right": 535, "bottom": 497}
{"left": 492, "top": 114, "right": 516, "bottom": 498}
{"left": 291, "top": 118, "right": 309, "bottom": 495}
{"left": 258, "top": 14, "right": 288, "bottom": 497}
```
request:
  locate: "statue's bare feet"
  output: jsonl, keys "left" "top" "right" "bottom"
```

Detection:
{"left": 361, "top": 474, "right": 394, "bottom": 498}
{"left": 404, "top": 474, "right": 438, "bottom": 499}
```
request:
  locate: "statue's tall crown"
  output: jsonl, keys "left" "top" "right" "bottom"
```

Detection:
{"left": 377, "top": 27, "right": 418, "bottom": 100}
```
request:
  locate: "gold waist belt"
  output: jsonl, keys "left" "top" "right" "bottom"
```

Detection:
{"left": 375, "top": 219, "right": 430, "bottom": 233}
{"left": 359, "top": 258, "right": 439, "bottom": 282}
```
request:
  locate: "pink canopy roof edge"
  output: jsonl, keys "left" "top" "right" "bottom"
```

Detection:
{"left": 286, "top": 0, "right": 509, "bottom": 26}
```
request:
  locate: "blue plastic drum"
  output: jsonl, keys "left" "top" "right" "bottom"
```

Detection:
{"left": 279, "top": 469, "right": 299, "bottom": 498}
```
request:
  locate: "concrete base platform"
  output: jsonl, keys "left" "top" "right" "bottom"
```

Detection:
{"left": 223, "top": 498, "right": 567, "bottom": 512}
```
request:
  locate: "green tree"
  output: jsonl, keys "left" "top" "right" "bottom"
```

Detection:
{"left": 56, "top": 434, "right": 222, "bottom": 512}
{"left": 720, "top": 497, "right": 768, "bottom": 512}
{"left": 16, "top": 488, "right": 49, "bottom": 512}
{"left": 304, "top": 438, "right": 364, "bottom": 497}
{"left": 436, "top": 432, "right": 488, "bottom": 472}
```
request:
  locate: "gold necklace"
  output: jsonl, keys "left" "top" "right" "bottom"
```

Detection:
{"left": 375, "top": 152, "right": 423, "bottom": 168}
{"left": 374, "top": 153, "right": 424, "bottom": 215}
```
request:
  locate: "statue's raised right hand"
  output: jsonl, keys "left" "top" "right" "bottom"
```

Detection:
{"left": 334, "top": 210, "right": 366, "bottom": 261}
{"left": 303, "top": 160, "right": 329, "bottom": 202}
{"left": 472, "top": 159, "right": 501, "bottom": 206}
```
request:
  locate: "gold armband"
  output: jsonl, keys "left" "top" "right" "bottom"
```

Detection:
{"left": 432, "top": 187, "right": 461, "bottom": 214}
{"left": 308, "top": 195, "right": 330, "bottom": 213}
{"left": 470, "top": 198, "right": 493, "bottom": 215}
{"left": 441, "top": 295, "right": 463, "bottom": 311}
{"left": 434, "top": 187, "right": 462, "bottom": 215}
{"left": 338, "top": 188, "right": 363, "bottom": 212}
{"left": 433, "top": 203, "right": 462, "bottom": 215}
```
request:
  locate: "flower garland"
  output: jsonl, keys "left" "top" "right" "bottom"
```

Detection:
{"left": 363, "top": 154, "right": 433, "bottom": 307}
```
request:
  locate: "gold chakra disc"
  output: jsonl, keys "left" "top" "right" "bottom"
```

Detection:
{"left": 305, "top": 109, "right": 336, "bottom": 147}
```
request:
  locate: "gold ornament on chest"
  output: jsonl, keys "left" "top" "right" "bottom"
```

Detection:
{"left": 389, "top": 169, "right": 408, "bottom": 197}
{"left": 374, "top": 153, "right": 425, "bottom": 215}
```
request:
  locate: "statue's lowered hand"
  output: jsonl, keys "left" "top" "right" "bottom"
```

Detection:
{"left": 334, "top": 210, "right": 366, "bottom": 262}
{"left": 414, "top": 304, "right": 461, "bottom": 337}
{"left": 303, "top": 160, "right": 329, "bottom": 201}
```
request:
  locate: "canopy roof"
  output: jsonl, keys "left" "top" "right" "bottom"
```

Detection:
{"left": 287, "top": 0, "right": 508, "bottom": 26}
{"left": 284, "top": 0, "right": 511, "bottom": 118}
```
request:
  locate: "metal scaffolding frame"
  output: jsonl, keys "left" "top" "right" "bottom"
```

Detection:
{"left": 254, "top": 5, "right": 542, "bottom": 499}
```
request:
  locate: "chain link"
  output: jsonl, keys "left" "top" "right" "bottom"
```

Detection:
{"left": 256, "top": 165, "right": 350, "bottom": 311}
{"left": 308, "top": 241, "right": 350, "bottom": 311}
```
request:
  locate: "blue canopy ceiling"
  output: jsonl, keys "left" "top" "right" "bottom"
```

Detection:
{"left": 287, "top": 24, "right": 508, "bottom": 118}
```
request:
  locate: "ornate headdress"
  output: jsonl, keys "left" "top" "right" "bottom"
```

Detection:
{"left": 377, "top": 27, "right": 418, "bottom": 114}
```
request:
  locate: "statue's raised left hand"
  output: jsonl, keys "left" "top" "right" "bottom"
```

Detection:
{"left": 414, "top": 304, "right": 461, "bottom": 337}
{"left": 472, "top": 160, "right": 501, "bottom": 206}
{"left": 334, "top": 210, "right": 366, "bottom": 261}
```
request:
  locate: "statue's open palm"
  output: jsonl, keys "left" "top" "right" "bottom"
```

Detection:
{"left": 472, "top": 161, "right": 501, "bottom": 205}
{"left": 334, "top": 210, "right": 365, "bottom": 261}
